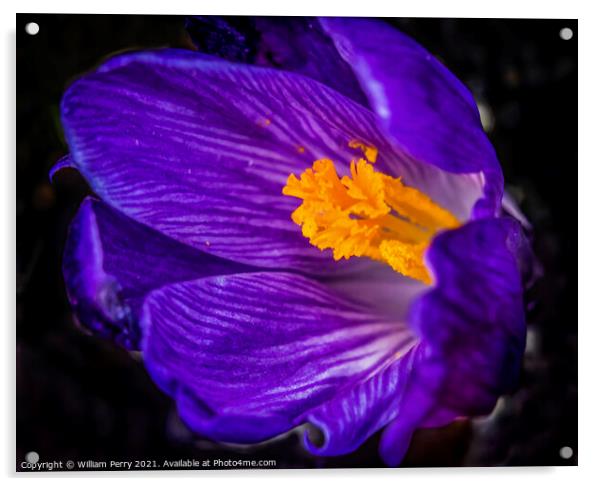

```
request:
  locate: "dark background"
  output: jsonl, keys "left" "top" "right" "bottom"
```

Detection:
{"left": 16, "top": 14, "right": 577, "bottom": 469}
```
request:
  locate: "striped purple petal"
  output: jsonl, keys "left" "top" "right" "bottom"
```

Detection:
{"left": 140, "top": 272, "right": 416, "bottom": 444}
{"left": 63, "top": 197, "right": 251, "bottom": 349}
{"left": 61, "top": 48, "right": 485, "bottom": 273}
{"left": 303, "top": 343, "right": 445, "bottom": 458}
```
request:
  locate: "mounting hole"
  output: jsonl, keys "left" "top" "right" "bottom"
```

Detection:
{"left": 559, "top": 446, "right": 573, "bottom": 459}
{"left": 559, "top": 27, "right": 573, "bottom": 41}
{"left": 25, "top": 451, "right": 39, "bottom": 464}
{"left": 25, "top": 22, "right": 39, "bottom": 36}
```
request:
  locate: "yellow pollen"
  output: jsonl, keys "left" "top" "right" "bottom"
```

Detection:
{"left": 348, "top": 139, "right": 378, "bottom": 163}
{"left": 282, "top": 149, "right": 460, "bottom": 284}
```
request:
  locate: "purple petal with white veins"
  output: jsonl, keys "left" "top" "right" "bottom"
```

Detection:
{"left": 139, "top": 272, "right": 417, "bottom": 444}
{"left": 320, "top": 17, "right": 503, "bottom": 218}
{"left": 63, "top": 197, "right": 252, "bottom": 349}
{"left": 61, "top": 49, "right": 485, "bottom": 272}
{"left": 303, "top": 342, "right": 444, "bottom": 458}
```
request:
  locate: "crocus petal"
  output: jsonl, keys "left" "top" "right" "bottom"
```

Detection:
{"left": 139, "top": 272, "right": 416, "bottom": 444}
{"left": 185, "top": 16, "right": 369, "bottom": 106}
{"left": 48, "top": 154, "right": 75, "bottom": 181}
{"left": 377, "top": 350, "right": 447, "bottom": 466}
{"left": 303, "top": 343, "right": 444, "bottom": 458}
{"left": 379, "top": 218, "right": 526, "bottom": 465}
{"left": 63, "top": 197, "right": 252, "bottom": 349}
{"left": 61, "top": 48, "right": 484, "bottom": 272}
{"left": 320, "top": 17, "right": 503, "bottom": 218}
{"left": 423, "top": 218, "right": 526, "bottom": 407}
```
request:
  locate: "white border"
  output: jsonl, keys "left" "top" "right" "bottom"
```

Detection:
{"left": 1, "top": 0, "right": 585, "bottom": 17}
{"left": 3, "top": 1, "right": 597, "bottom": 485}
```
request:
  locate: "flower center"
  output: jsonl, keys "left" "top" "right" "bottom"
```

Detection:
{"left": 282, "top": 142, "right": 460, "bottom": 284}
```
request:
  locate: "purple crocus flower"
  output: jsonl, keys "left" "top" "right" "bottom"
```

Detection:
{"left": 55, "top": 17, "right": 532, "bottom": 466}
